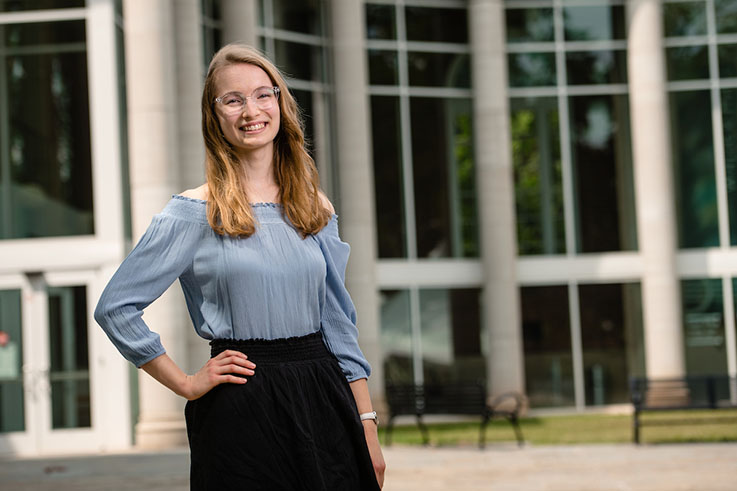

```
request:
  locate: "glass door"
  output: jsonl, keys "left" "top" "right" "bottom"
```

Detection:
{"left": 0, "top": 274, "right": 36, "bottom": 455}
{"left": 0, "top": 273, "right": 99, "bottom": 455}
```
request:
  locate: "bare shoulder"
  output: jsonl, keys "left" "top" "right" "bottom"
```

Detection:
{"left": 318, "top": 190, "right": 335, "bottom": 215}
{"left": 179, "top": 183, "right": 209, "bottom": 201}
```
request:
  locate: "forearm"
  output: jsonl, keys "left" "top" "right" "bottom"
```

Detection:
{"left": 348, "top": 377, "right": 374, "bottom": 414}
{"left": 140, "top": 353, "right": 190, "bottom": 399}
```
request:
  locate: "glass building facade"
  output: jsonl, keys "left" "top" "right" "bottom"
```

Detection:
{"left": 3, "top": 0, "right": 737, "bottom": 456}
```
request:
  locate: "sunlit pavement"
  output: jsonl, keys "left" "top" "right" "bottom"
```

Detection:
{"left": 1, "top": 442, "right": 735, "bottom": 490}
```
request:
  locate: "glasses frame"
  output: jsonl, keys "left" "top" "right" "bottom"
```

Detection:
{"left": 213, "top": 86, "right": 281, "bottom": 115}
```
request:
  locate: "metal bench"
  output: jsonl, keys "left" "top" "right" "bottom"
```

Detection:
{"left": 629, "top": 375, "right": 737, "bottom": 444}
{"left": 384, "top": 381, "right": 525, "bottom": 448}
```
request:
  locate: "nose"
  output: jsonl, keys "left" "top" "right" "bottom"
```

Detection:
{"left": 241, "top": 97, "right": 261, "bottom": 117}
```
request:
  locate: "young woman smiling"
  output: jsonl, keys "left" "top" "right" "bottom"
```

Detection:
{"left": 95, "top": 43, "right": 385, "bottom": 490}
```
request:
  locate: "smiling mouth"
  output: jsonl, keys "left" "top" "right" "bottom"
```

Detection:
{"left": 240, "top": 122, "right": 266, "bottom": 132}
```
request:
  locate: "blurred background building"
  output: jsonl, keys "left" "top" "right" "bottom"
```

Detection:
{"left": 1, "top": 0, "right": 737, "bottom": 456}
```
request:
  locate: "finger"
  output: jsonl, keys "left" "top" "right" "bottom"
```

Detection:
{"left": 222, "top": 374, "right": 247, "bottom": 384}
{"left": 216, "top": 364, "right": 255, "bottom": 376}
{"left": 218, "top": 350, "right": 250, "bottom": 362}
{"left": 216, "top": 355, "right": 256, "bottom": 370}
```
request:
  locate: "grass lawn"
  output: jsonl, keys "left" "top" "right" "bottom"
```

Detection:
{"left": 378, "top": 410, "right": 737, "bottom": 446}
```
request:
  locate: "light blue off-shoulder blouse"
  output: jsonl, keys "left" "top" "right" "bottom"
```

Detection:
{"left": 94, "top": 195, "right": 371, "bottom": 382}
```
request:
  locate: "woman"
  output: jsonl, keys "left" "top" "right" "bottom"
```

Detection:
{"left": 95, "top": 43, "right": 385, "bottom": 490}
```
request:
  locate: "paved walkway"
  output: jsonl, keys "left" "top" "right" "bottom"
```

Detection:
{"left": 0, "top": 442, "right": 735, "bottom": 490}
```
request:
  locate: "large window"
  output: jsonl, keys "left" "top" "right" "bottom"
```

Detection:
{"left": 0, "top": 19, "right": 93, "bottom": 239}
{"left": 521, "top": 282, "right": 644, "bottom": 409}
{"left": 506, "top": 0, "right": 637, "bottom": 255}
{"left": 366, "top": 2, "right": 479, "bottom": 259}
{"left": 381, "top": 288, "right": 485, "bottom": 389}
{"left": 664, "top": 0, "right": 737, "bottom": 248}
{"left": 258, "top": 0, "right": 332, "bottom": 187}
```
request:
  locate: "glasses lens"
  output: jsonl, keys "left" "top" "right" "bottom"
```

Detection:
{"left": 254, "top": 87, "right": 277, "bottom": 109}
{"left": 220, "top": 93, "right": 245, "bottom": 115}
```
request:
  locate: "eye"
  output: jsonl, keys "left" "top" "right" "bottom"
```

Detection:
{"left": 223, "top": 94, "right": 244, "bottom": 105}
{"left": 255, "top": 89, "right": 274, "bottom": 99}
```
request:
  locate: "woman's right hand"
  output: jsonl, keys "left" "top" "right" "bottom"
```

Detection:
{"left": 183, "top": 349, "right": 256, "bottom": 400}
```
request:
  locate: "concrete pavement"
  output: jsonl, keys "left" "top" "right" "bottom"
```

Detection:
{"left": 0, "top": 442, "right": 735, "bottom": 490}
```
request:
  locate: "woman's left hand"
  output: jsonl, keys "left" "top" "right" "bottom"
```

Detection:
{"left": 363, "top": 421, "right": 386, "bottom": 488}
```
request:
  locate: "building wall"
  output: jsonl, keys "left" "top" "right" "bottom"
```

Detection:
{"left": 3, "top": 0, "right": 737, "bottom": 456}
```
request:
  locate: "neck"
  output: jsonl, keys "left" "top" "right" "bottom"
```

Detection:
{"left": 237, "top": 144, "right": 279, "bottom": 202}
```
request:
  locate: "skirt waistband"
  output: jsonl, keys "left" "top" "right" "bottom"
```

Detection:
{"left": 209, "top": 331, "right": 330, "bottom": 363}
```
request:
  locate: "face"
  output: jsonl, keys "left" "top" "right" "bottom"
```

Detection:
{"left": 213, "top": 63, "right": 281, "bottom": 157}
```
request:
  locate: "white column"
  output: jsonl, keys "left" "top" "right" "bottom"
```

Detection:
{"left": 173, "top": 0, "right": 211, "bottom": 375}
{"left": 221, "top": 0, "right": 259, "bottom": 47}
{"left": 123, "top": 0, "right": 188, "bottom": 448}
{"left": 469, "top": 0, "right": 525, "bottom": 396}
{"left": 627, "top": 0, "right": 685, "bottom": 379}
{"left": 329, "top": 0, "right": 384, "bottom": 406}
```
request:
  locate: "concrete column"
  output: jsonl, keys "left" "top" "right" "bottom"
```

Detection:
{"left": 172, "top": 0, "right": 211, "bottom": 375}
{"left": 469, "top": 0, "right": 525, "bottom": 396}
{"left": 123, "top": 0, "right": 187, "bottom": 448}
{"left": 329, "top": 0, "right": 384, "bottom": 407}
{"left": 627, "top": 0, "right": 685, "bottom": 379}
{"left": 221, "top": 0, "right": 259, "bottom": 47}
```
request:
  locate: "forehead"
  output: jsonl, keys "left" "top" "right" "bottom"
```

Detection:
{"left": 214, "top": 63, "right": 273, "bottom": 94}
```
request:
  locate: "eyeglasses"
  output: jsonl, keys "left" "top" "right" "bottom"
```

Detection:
{"left": 214, "top": 86, "right": 280, "bottom": 115}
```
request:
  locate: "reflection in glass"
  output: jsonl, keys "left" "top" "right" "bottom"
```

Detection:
{"left": 563, "top": 6, "right": 625, "bottom": 41}
{"left": 371, "top": 96, "right": 406, "bottom": 258}
{"left": 505, "top": 8, "right": 554, "bottom": 43}
{"left": 2, "top": 21, "right": 93, "bottom": 239}
{"left": 511, "top": 97, "right": 565, "bottom": 255}
{"left": 48, "top": 286, "right": 91, "bottom": 429}
{"left": 508, "top": 52, "right": 556, "bottom": 87}
{"left": 682, "top": 279, "right": 728, "bottom": 375}
{"left": 368, "top": 49, "right": 398, "bottom": 85}
{"left": 722, "top": 89, "right": 737, "bottom": 245}
{"left": 669, "top": 90, "right": 718, "bottom": 248}
{"left": 290, "top": 89, "right": 316, "bottom": 161}
{"left": 569, "top": 95, "right": 637, "bottom": 253}
{"left": 272, "top": 0, "right": 323, "bottom": 35}
{"left": 410, "top": 98, "right": 478, "bottom": 258}
{"left": 0, "top": 290, "right": 23, "bottom": 433}
{"left": 273, "top": 39, "right": 323, "bottom": 81}
{"left": 366, "top": 3, "right": 396, "bottom": 40}
{"left": 202, "top": 0, "right": 223, "bottom": 70}
{"left": 666, "top": 46, "right": 709, "bottom": 81}
{"left": 579, "top": 283, "right": 644, "bottom": 406}
{"left": 0, "top": 0, "right": 83, "bottom": 11}
{"left": 405, "top": 7, "right": 467, "bottom": 43}
{"left": 716, "top": 0, "right": 737, "bottom": 33}
{"left": 381, "top": 290, "right": 413, "bottom": 385}
{"left": 718, "top": 44, "right": 737, "bottom": 78}
{"left": 566, "top": 50, "right": 627, "bottom": 85}
{"left": 407, "top": 52, "right": 470, "bottom": 88}
{"left": 521, "top": 286, "right": 575, "bottom": 408}
{"left": 663, "top": 1, "right": 707, "bottom": 37}
{"left": 420, "top": 288, "right": 484, "bottom": 386}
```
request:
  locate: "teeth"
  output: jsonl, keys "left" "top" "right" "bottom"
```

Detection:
{"left": 242, "top": 123, "right": 265, "bottom": 131}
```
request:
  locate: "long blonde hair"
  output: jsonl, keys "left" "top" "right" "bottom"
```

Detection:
{"left": 201, "top": 43, "right": 331, "bottom": 237}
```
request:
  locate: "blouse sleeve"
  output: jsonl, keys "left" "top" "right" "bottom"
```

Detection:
{"left": 94, "top": 210, "right": 205, "bottom": 367}
{"left": 315, "top": 216, "right": 372, "bottom": 382}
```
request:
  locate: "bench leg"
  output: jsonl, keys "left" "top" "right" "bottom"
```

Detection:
{"left": 417, "top": 414, "right": 429, "bottom": 446}
{"left": 508, "top": 415, "right": 524, "bottom": 447}
{"left": 633, "top": 410, "right": 640, "bottom": 445}
{"left": 479, "top": 412, "right": 490, "bottom": 450}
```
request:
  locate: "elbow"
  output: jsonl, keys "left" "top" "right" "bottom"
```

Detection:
{"left": 93, "top": 296, "right": 113, "bottom": 328}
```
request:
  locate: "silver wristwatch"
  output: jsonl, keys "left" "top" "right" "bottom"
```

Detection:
{"left": 359, "top": 411, "right": 378, "bottom": 425}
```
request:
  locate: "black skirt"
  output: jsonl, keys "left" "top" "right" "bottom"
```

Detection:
{"left": 184, "top": 331, "right": 381, "bottom": 491}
